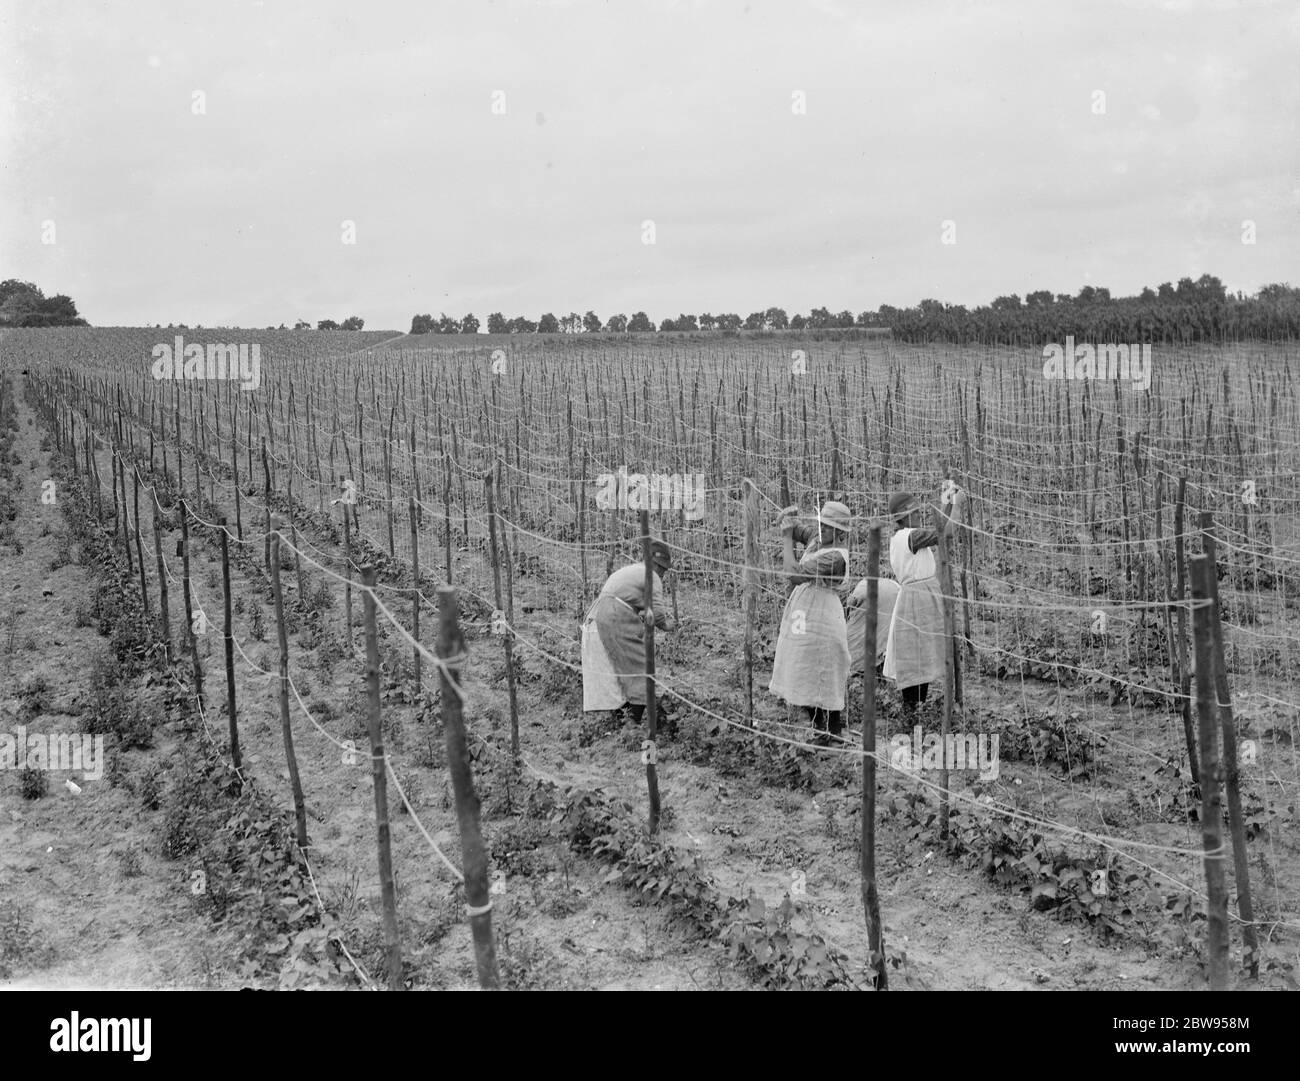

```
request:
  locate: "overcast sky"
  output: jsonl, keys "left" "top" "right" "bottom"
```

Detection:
{"left": 2, "top": 0, "right": 1297, "bottom": 329}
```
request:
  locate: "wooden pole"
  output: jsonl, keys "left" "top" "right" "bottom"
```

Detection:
{"left": 151, "top": 495, "right": 172, "bottom": 665}
{"left": 578, "top": 448, "right": 589, "bottom": 617}
{"left": 742, "top": 479, "right": 759, "bottom": 727}
{"left": 443, "top": 452, "right": 453, "bottom": 584}
{"left": 271, "top": 531, "right": 310, "bottom": 849}
{"left": 935, "top": 529, "right": 956, "bottom": 839}
{"left": 1190, "top": 554, "right": 1230, "bottom": 992}
{"left": 220, "top": 516, "right": 241, "bottom": 772}
{"left": 178, "top": 499, "right": 204, "bottom": 710}
{"left": 132, "top": 467, "right": 148, "bottom": 614}
{"left": 362, "top": 566, "right": 404, "bottom": 991}
{"left": 484, "top": 471, "right": 520, "bottom": 760}
{"left": 1200, "top": 513, "right": 1259, "bottom": 977}
{"left": 117, "top": 451, "right": 133, "bottom": 573}
{"left": 639, "top": 509, "right": 662, "bottom": 834}
{"left": 342, "top": 477, "right": 354, "bottom": 652}
{"left": 232, "top": 404, "right": 243, "bottom": 541}
{"left": 1174, "top": 478, "right": 1200, "bottom": 791}
{"left": 261, "top": 436, "right": 272, "bottom": 571}
{"left": 384, "top": 414, "right": 396, "bottom": 557}
{"left": 860, "top": 525, "right": 886, "bottom": 989}
{"left": 409, "top": 494, "right": 422, "bottom": 687}
{"left": 435, "top": 585, "right": 500, "bottom": 990}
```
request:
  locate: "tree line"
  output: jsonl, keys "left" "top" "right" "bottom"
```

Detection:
{"left": 0, "top": 280, "right": 88, "bottom": 327}
{"left": 408, "top": 276, "right": 1300, "bottom": 343}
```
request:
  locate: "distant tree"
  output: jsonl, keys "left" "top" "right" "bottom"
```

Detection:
{"left": 1195, "top": 273, "right": 1226, "bottom": 302}
{"left": 627, "top": 311, "right": 653, "bottom": 332}
{"left": 0, "top": 280, "right": 42, "bottom": 325}
{"left": 508, "top": 316, "right": 538, "bottom": 333}
{"left": 7, "top": 289, "right": 91, "bottom": 327}
{"left": 318, "top": 319, "right": 340, "bottom": 330}
{"left": 538, "top": 312, "right": 559, "bottom": 333}
{"left": 835, "top": 310, "right": 854, "bottom": 327}
{"left": 1156, "top": 282, "right": 1176, "bottom": 302}
{"left": 991, "top": 295, "right": 1021, "bottom": 311}
{"left": 743, "top": 311, "right": 765, "bottom": 330}
{"left": 790, "top": 313, "right": 806, "bottom": 330}
{"left": 294, "top": 319, "right": 311, "bottom": 330}
{"left": 559, "top": 313, "right": 578, "bottom": 333}
{"left": 765, "top": 307, "right": 788, "bottom": 330}
{"left": 676, "top": 313, "right": 698, "bottom": 331}
{"left": 487, "top": 312, "right": 508, "bottom": 334}
{"left": 437, "top": 314, "right": 460, "bottom": 334}
{"left": 340, "top": 316, "right": 364, "bottom": 331}
{"left": 659, "top": 318, "right": 677, "bottom": 331}
{"left": 606, "top": 313, "right": 628, "bottom": 333}
{"left": 1055, "top": 293, "right": 1073, "bottom": 305}
{"left": 460, "top": 312, "right": 480, "bottom": 334}
{"left": 715, "top": 313, "right": 742, "bottom": 331}
{"left": 410, "top": 313, "right": 434, "bottom": 334}
{"left": 698, "top": 313, "right": 716, "bottom": 330}
{"left": 1025, "top": 290, "right": 1054, "bottom": 308}
{"left": 582, "top": 310, "right": 602, "bottom": 333}
{"left": 1138, "top": 287, "right": 1157, "bottom": 302}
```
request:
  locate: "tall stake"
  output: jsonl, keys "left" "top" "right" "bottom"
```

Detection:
{"left": 935, "top": 529, "right": 956, "bottom": 839}
{"left": 860, "top": 526, "right": 886, "bottom": 988}
{"left": 271, "top": 531, "right": 310, "bottom": 848}
{"left": 342, "top": 478, "right": 354, "bottom": 652}
{"left": 152, "top": 495, "right": 172, "bottom": 665}
{"left": 132, "top": 467, "right": 148, "bottom": 614}
{"left": 1174, "top": 477, "right": 1200, "bottom": 790}
{"left": 1201, "top": 513, "right": 1259, "bottom": 977}
{"left": 261, "top": 436, "right": 272, "bottom": 571}
{"left": 742, "top": 479, "right": 759, "bottom": 727}
{"left": 1190, "top": 554, "right": 1229, "bottom": 991}
{"left": 220, "top": 516, "right": 241, "bottom": 772}
{"left": 484, "top": 472, "right": 520, "bottom": 760}
{"left": 409, "top": 494, "right": 422, "bottom": 687}
{"left": 639, "top": 509, "right": 662, "bottom": 833}
{"left": 436, "top": 586, "right": 501, "bottom": 989}
{"left": 362, "top": 566, "right": 404, "bottom": 991}
{"left": 178, "top": 499, "right": 204, "bottom": 710}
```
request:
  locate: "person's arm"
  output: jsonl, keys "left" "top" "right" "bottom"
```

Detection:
{"left": 778, "top": 508, "right": 802, "bottom": 583}
{"left": 792, "top": 546, "right": 846, "bottom": 587}
{"left": 908, "top": 490, "right": 968, "bottom": 552}
{"left": 650, "top": 571, "right": 671, "bottom": 631}
{"left": 907, "top": 527, "right": 941, "bottom": 553}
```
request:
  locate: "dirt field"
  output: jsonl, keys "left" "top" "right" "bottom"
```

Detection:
{"left": 3, "top": 334, "right": 1298, "bottom": 991}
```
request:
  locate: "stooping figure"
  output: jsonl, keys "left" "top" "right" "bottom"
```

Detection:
{"left": 768, "top": 500, "right": 852, "bottom": 741}
{"left": 846, "top": 574, "right": 900, "bottom": 678}
{"left": 882, "top": 489, "right": 965, "bottom": 712}
{"left": 581, "top": 539, "right": 672, "bottom": 727}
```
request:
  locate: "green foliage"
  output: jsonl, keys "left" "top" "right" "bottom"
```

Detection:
{"left": 0, "top": 900, "right": 56, "bottom": 978}
{"left": 560, "top": 785, "right": 864, "bottom": 989}
{"left": 19, "top": 766, "right": 47, "bottom": 800}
